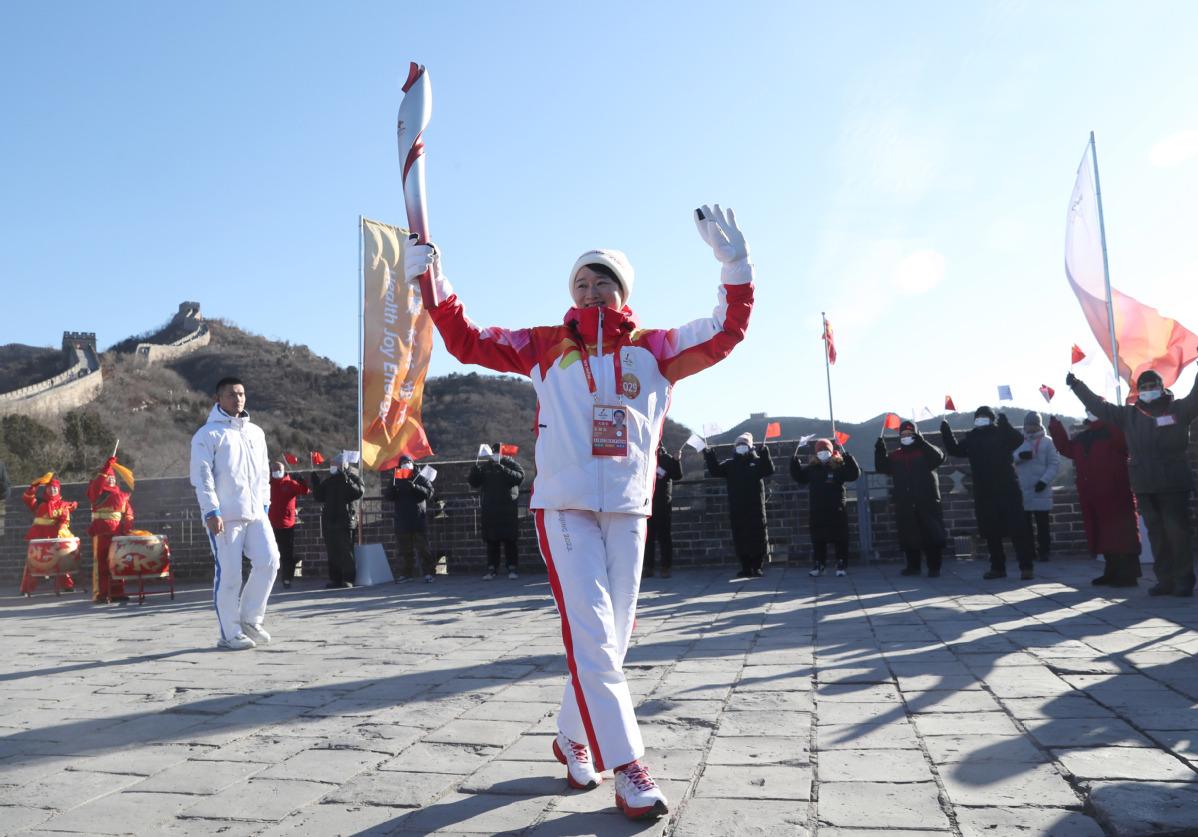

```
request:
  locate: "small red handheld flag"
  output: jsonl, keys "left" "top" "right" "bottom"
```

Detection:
{"left": 283, "top": 452, "right": 299, "bottom": 466}
{"left": 1071, "top": 344, "right": 1086, "bottom": 365}
{"left": 944, "top": 395, "right": 956, "bottom": 412}
{"left": 310, "top": 451, "right": 325, "bottom": 466}
{"left": 1039, "top": 385, "right": 1055, "bottom": 403}
{"left": 765, "top": 421, "right": 782, "bottom": 439}
{"left": 883, "top": 413, "right": 902, "bottom": 430}
{"left": 834, "top": 430, "right": 851, "bottom": 446}
{"left": 499, "top": 444, "right": 519, "bottom": 457}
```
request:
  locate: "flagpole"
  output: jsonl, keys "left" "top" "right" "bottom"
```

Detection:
{"left": 356, "top": 214, "right": 365, "bottom": 546}
{"left": 822, "top": 311, "right": 836, "bottom": 435}
{"left": 1090, "top": 131, "right": 1123, "bottom": 403}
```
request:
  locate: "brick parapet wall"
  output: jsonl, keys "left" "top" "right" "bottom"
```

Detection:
{"left": 7, "top": 434, "right": 1197, "bottom": 587}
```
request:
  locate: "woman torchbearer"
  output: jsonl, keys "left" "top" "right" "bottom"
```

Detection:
{"left": 404, "top": 205, "right": 754, "bottom": 821}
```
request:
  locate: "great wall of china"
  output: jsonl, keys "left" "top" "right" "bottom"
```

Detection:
{"left": 0, "top": 301, "right": 209, "bottom": 417}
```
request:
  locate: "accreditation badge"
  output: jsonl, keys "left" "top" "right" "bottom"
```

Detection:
{"left": 1156, "top": 414, "right": 1176, "bottom": 427}
{"left": 592, "top": 404, "right": 628, "bottom": 457}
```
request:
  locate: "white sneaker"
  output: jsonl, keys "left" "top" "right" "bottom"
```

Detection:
{"left": 809, "top": 566, "right": 824, "bottom": 577}
{"left": 552, "top": 733, "right": 601, "bottom": 790}
{"left": 835, "top": 568, "right": 848, "bottom": 577}
{"left": 217, "top": 633, "right": 256, "bottom": 651}
{"left": 614, "top": 761, "right": 668, "bottom": 820}
{"left": 241, "top": 623, "right": 271, "bottom": 645}
{"left": 507, "top": 570, "right": 519, "bottom": 580}
{"left": 424, "top": 574, "right": 435, "bottom": 583}
{"left": 483, "top": 571, "right": 497, "bottom": 580}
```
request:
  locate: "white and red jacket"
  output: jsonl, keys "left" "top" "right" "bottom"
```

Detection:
{"left": 428, "top": 260, "right": 754, "bottom": 514}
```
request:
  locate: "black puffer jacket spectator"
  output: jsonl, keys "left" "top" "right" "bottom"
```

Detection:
{"left": 645, "top": 445, "right": 684, "bottom": 578}
{"left": 383, "top": 462, "right": 435, "bottom": 535}
{"left": 310, "top": 462, "right": 365, "bottom": 587}
{"left": 941, "top": 407, "right": 1036, "bottom": 580}
{"left": 704, "top": 432, "right": 774, "bottom": 578}
{"left": 875, "top": 421, "right": 946, "bottom": 576}
{"left": 468, "top": 451, "right": 525, "bottom": 542}
{"left": 1068, "top": 368, "right": 1198, "bottom": 596}
{"left": 791, "top": 438, "right": 860, "bottom": 576}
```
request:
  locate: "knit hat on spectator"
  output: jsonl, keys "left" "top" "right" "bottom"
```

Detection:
{"left": 899, "top": 420, "right": 916, "bottom": 434}
{"left": 1024, "top": 411, "right": 1043, "bottom": 430}
{"left": 814, "top": 438, "right": 833, "bottom": 453}
{"left": 735, "top": 432, "right": 754, "bottom": 447}
{"left": 974, "top": 405, "right": 996, "bottom": 421}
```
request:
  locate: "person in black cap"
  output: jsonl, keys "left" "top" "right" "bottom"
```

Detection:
{"left": 940, "top": 407, "right": 1037, "bottom": 580}
{"left": 875, "top": 420, "right": 947, "bottom": 577}
{"left": 1067, "top": 367, "right": 1198, "bottom": 596}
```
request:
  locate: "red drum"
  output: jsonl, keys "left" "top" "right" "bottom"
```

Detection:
{"left": 26, "top": 538, "right": 82, "bottom": 576}
{"left": 109, "top": 534, "right": 171, "bottom": 578}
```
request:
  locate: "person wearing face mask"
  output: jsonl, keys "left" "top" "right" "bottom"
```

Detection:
{"left": 644, "top": 444, "right": 684, "bottom": 579}
{"left": 405, "top": 204, "right": 752, "bottom": 820}
{"left": 190, "top": 377, "right": 280, "bottom": 649}
{"left": 310, "top": 454, "right": 364, "bottom": 589}
{"left": 1012, "top": 411, "right": 1061, "bottom": 563}
{"left": 705, "top": 433, "right": 775, "bottom": 578}
{"left": 383, "top": 455, "right": 436, "bottom": 583}
{"left": 940, "top": 407, "right": 1037, "bottom": 580}
{"left": 268, "top": 461, "right": 309, "bottom": 589}
{"left": 20, "top": 473, "right": 79, "bottom": 595}
{"left": 1067, "top": 366, "right": 1198, "bottom": 596}
{"left": 1047, "top": 413, "right": 1141, "bottom": 587}
{"left": 468, "top": 442, "right": 525, "bottom": 580}
{"left": 87, "top": 455, "right": 135, "bottom": 603}
{"left": 792, "top": 437, "right": 861, "bottom": 577}
{"left": 874, "top": 421, "right": 946, "bottom": 577}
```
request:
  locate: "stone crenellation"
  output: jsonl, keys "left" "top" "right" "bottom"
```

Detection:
{"left": 0, "top": 331, "right": 103, "bottom": 417}
{"left": 134, "top": 302, "right": 210, "bottom": 367}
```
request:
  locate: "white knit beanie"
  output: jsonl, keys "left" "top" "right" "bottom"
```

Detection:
{"left": 570, "top": 249, "right": 635, "bottom": 303}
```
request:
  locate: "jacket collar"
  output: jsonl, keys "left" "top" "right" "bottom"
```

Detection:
{"left": 563, "top": 305, "right": 638, "bottom": 345}
{"left": 208, "top": 404, "right": 252, "bottom": 426}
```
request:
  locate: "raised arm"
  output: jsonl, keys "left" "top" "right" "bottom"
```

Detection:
{"left": 661, "top": 451, "right": 683, "bottom": 481}
{"left": 940, "top": 420, "right": 966, "bottom": 458}
{"left": 1066, "top": 373, "right": 1121, "bottom": 425}
{"left": 757, "top": 445, "right": 775, "bottom": 479}
{"left": 1047, "top": 417, "right": 1076, "bottom": 460}
{"left": 407, "top": 241, "right": 538, "bottom": 376}
{"left": 704, "top": 448, "right": 728, "bottom": 478}
{"left": 917, "top": 434, "right": 946, "bottom": 468}
{"left": 840, "top": 453, "right": 861, "bottom": 483}
{"left": 1173, "top": 363, "right": 1198, "bottom": 424}
{"left": 643, "top": 205, "right": 754, "bottom": 384}
{"left": 790, "top": 453, "right": 811, "bottom": 483}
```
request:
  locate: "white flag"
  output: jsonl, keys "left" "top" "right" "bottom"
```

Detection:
{"left": 419, "top": 465, "right": 438, "bottom": 483}
{"left": 701, "top": 422, "right": 723, "bottom": 437}
{"left": 342, "top": 450, "right": 361, "bottom": 464}
{"left": 799, "top": 433, "right": 817, "bottom": 445}
{"left": 916, "top": 406, "right": 935, "bottom": 420}
{"left": 685, "top": 433, "right": 706, "bottom": 452}
{"left": 997, "top": 385, "right": 1013, "bottom": 401}
{"left": 477, "top": 444, "right": 492, "bottom": 458}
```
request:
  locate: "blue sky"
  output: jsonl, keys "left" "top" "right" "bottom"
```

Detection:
{"left": 3, "top": 1, "right": 1197, "bottom": 434}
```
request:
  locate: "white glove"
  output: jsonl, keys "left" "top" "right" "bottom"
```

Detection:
{"left": 404, "top": 238, "right": 439, "bottom": 286}
{"left": 694, "top": 204, "right": 749, "bottom": 264}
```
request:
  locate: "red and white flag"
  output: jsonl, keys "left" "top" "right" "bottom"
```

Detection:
{"left": 1066, "top": 140, "right": 1198, "bottom": 391}
{"left": 944, "top": 395, "right": 956, "bottom": 412}
{"left": 1071, "top": 344, "right": 1086, "bottom": 365}
{"left": 1039, "top": 385, "right": 1055, "bottom": 403}
{"left": 822, "top": 318, "right": 837, "bottom": 365}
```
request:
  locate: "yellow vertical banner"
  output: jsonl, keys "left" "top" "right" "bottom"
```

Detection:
{"left": 360, "top": 217, "right": 434, "bottom": 469}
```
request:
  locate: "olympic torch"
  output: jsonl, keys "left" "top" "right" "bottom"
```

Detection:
{"left": 397, "top": 62, "right": 438, "bottom": 307}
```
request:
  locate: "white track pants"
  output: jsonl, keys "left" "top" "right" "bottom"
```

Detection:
{"left": 208, "top": 517, "right": 279, "bottom": 641}
{"left": 534, "top": 508, "right": 646, "bottom": 771}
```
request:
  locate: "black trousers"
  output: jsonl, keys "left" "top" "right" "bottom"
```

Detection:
{"left": 813, "top": 540, "right": 848, "bottom": 570}
{"left": 1137, "top": 491, "right": 1195, "bottom": 593}
{"left": 486, "top": 538, "right": 518, "bottom": 572}
{"left": 645, "top": 508, "right": 673, "bottom": 572}
{"left": 904, "top": 546, "right": 943, "bottom": 572}
{"left": 324, "top": 526, "right": 356, "bottom": 585}
{"left": 985, "top": 529, "right": 1036, "bottom": 572}
{"left": 1025, "top": 510, "right": 1052, "bottom": 559}
{"left": 274, "top": 527, "right": 298, "bottom": 582}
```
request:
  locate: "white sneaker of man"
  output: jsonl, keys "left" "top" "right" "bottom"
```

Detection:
{"left": 614, "top": 760, "right": 668, "bottom": 820}
{"left": 483, "top": 571, "right": 497, "bottom": 580}
{"left": 217, "top": 633, "right": 256, "bottom": 651}
{"left": 424, "top": 574, "right": 435, "bottom": 583}
{"left": 552, "top": 733, "right": 602, "bottom": 790}
{"left": 809, "top": 566, "right": 824, "bottom": 578}
{"left": 507, "top": 570, "right": 519, "bottom": 580}
{"left": 835, "top": 568, "right": 848, "bottom": 577}
{"left": 241, "top": 623, "right": 271, "bottom": 645}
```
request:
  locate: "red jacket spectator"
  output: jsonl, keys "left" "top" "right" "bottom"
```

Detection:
{"left": 269, "top": 474, "right": 309, "bottom": 529}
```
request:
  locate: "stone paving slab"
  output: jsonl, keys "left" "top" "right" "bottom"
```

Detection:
{"left": 4, "top": 560, "right": 1198, "bottom": 835}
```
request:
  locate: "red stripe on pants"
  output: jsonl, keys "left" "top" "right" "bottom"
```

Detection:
{"left": 534, "top": 509, "right": 606, "bottom": 770}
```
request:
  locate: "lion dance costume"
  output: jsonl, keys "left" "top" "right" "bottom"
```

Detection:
{"left": 21, "top": 474, "right": 78, "bottom": 594}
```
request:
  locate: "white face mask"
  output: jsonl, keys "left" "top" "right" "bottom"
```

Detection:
{"left": 900, "top": 436, "right": 915, "bottom": 446}
{"left": 816, "top": 450, "right": 832, "bottom": 463}
{"left": 1025, "top": 428, "right": 1043, "bottom": 438}
{"left": 974, "top": 418, "right": 992, "bottom": 427}
{"left": 734, "top": 444, "right": 749, "bottom": 455}
{"left": 1139, "top": 389, "right": 1162, "bottom": 403}
{"left": 271, "top": 469, "right": 284, "bottom": 479}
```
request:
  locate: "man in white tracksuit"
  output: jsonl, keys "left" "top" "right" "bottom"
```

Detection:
{"left": 189, "top": 376, "right": 279, "bottom": 650}
{"left": 406, "top": 204, "right": 754, "bottom": 821}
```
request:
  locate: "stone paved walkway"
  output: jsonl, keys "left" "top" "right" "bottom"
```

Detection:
{"left": 2, "top": 559, "right": 1197, "bottom": 836}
